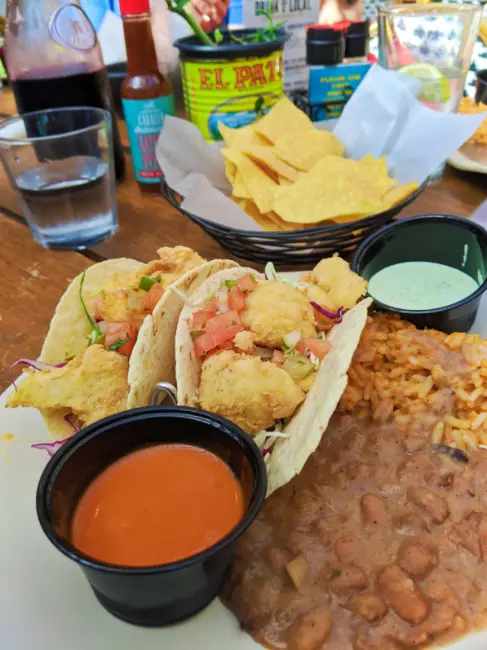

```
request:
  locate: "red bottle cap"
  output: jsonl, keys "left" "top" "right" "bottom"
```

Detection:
{"left": 119, "top": 0, "right": 150, "bottom": 16}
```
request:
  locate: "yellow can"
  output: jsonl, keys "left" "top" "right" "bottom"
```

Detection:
{"left": 175, "top": 30, "right": 286, "bottom": 141}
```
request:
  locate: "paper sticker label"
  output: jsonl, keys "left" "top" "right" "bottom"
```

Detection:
{"left": 122, "top": 96, "right": 175, "bottom": 184}
{"left": 243, "top": 0, "right": 320, "bottom": 93}
{"left": 308, "top": 62, "right": 371, "bottom": 120}
{"left": 49, "top": 4, "right": 97, "bottom": 52}
{"left": 180, "top": 51, "right": 284, "bottom": 141}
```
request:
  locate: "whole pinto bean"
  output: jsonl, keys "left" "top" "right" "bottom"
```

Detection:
{"left": 361, "top": 494, "right": 388, "bottom": 527}
{"left": 407, "top": 486, "right": 449, "bottom": 524}
{"left": 397, "top": 538, "right": 438, "bottom": 579}
{"left": 287, "top": 605, "right": 332, "bottom": 650}
{"left": 378, "top": 565, "right": 430, "bottom": 624}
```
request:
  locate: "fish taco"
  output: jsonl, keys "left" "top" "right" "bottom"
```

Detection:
{"left": 7, "top": 247, "right": 237, "bottom": 440}
{"left": 175, "top": 256, "right": 372, "bottom": 495}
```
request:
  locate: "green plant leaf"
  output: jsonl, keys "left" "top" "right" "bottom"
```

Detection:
{"left": 214, "top": 27, "right": 223, "bottom": 43}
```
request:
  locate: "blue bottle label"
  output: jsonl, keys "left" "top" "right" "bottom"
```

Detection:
{"left": 122, "top": 95, "right": 175, "bottom": 184}
{"left": 308, "top": 62, "right": 371, "bottom": 121}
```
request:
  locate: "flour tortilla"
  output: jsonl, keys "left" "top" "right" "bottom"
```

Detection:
{"left": 39, "top": 257, "right": 238, "bottom": 439}
{"left": 176, "top": 267, "right": 264, "bottom": 407}
{"left": 266, "top": 298, "right": 372, "bottom": 496}
{"left": 127, "top": 258, "right": 238, "bottom": 409}
{"left": 175, "top": 268, "right": 371, "bottom": 495}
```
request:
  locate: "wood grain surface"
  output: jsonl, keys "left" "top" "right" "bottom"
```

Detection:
{"left": 0, "top": 215, "right": 92, "bottom": 389}
{"left": 0, "top": 87, "right": 485, "bottom": 391}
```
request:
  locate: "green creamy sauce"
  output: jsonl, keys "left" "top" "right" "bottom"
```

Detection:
{"left": 368, "top": 262, "right": 479, "bottom": 311}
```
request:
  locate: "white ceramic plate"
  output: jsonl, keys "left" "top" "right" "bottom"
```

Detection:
{"left": 448, "top": 150, "right": 487, "bottom": 175}
{"left": 3, "top": 274, "right": 487, "bottom": 650}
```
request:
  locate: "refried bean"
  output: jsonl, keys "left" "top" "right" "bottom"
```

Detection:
{"left": 221, "top": 414, "right": 487, "bottom": 650}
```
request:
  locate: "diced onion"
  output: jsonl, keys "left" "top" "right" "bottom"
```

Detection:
{"left": 125, "top": 288, "right": 145, "bottom": 311}
{"left": 283, "top": 330, "right": 301, "bottom": 349}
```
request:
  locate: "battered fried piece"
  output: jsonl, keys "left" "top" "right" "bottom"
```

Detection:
{"left": 304, "top": 254, "right": 367, "bottom": 310}
{"left": 7, "top": 345, "right": 129, "bottom": 426}
{"left": 98, "top": 246, "right": 206, "bottom": 322}
{"left": 135, "top": 246, "right": 206, "bottom": 288}
{"left": 199, "top": 350, "right": 305, "bottom": 434}
{"left": 241, "top": 281, "right": 317, "bottom": 348}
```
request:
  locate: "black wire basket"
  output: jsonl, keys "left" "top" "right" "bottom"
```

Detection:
{"left": 161, "top": 180, "right": 426, "bottom": 266}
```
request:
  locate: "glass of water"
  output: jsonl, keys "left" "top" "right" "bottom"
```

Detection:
{"left": 0, "top": 107, "right": 118, "bottom": 250}
{"left": 378, "top": 3, "right": 482, "bottom": 180}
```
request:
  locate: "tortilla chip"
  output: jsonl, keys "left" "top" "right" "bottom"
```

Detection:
{"left": 219, "top": 122, "right": 270, "bottom": 149}
{"left": 266, "top": 298, "right": 372, "bottom": 496}
{"left": 222, "top": 148, "right": 277, "bottom": 214}
{"left": 241, "top": 200, "right": 282, "bottom": 231}
{"left": 254, "top": 97, "right": 314, "bottom": 144}
{"left": 232, "top": 169, "right": 251, "bottom": 199}
{"left": 128, "top": 259, "right": 238, "bottom": 409}
{"left": 223, "top": 158, "right": 237, "bottom": 184}
{"left": 275, "top": 130, "right": 345, "bottom": 172}
{"left": 273, "top": 171, "right": 383, "bottom": 224}
{"left": 381, "top": 181, "right": 420, "bottom": 211}
{"left": 243, "top": 146, "right": 298, "bottom": 182}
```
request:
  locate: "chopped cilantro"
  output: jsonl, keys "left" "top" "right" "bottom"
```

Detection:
{"left": 107, "top": 338, "right": 130, "bottom": 351}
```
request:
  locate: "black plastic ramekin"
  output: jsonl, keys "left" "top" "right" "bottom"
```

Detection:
{"left": 36, "top": 407, "right": 267, "bottom": 627}
{"left": 352, "top": 215, "right": 487, "bottom": 333}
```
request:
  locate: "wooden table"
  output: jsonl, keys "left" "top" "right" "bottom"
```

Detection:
{"left": 0, "top": 87, "right": 486, "bottom": 391}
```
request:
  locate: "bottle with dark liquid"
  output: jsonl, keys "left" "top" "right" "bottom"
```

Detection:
{"left": 120, "top": 0, "right": 174, "bottom": 192}
{"left": 4, "top": 0, "right": 125, "bottom": 181}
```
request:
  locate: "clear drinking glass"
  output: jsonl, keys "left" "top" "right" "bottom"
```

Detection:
{"left": 0, "top": 107, "right": 118, "bottom": 250}
{"left": 378, "top": 3, "right": 482, "bottom": 180}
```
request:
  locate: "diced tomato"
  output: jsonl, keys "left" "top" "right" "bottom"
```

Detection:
{"left": 237, "top": 274, "right": 257, "bottom": 292}
{"left": 206, "top": 310, "right": 243, "bottom": 341}
{"left": 193, "top": 310, "right": 244, "bottom": 358}
{"left": 192, "top": 309, "right": 216, "bottom": 331}
{"left": 194, "top": 331, "right": 217, "bottom": 359}
{"left": 142, "top": 283, "right": 164, "bottom": 313}
{"left": 272, "top": 349, "right": 285, "bottom": 365}
{"left": 228, "top": 287, "right": 246, "bottom": 312}
{"left": 104, "top": 322, "right": 137, "bottom": 356}
{"left": 303, "top": 338, "right": 331, "bottom": 361}
{"left": 295, "top": 339, "right": 307, "bottom": 356}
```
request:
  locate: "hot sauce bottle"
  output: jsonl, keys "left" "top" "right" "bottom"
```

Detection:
{"left": 120, "top": 0, "right": 175, "bottom": 192}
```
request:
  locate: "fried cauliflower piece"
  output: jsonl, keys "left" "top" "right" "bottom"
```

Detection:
{"left": 304, "top": 254, "right": 367, "bottom": 310}
{"left": 233, "top": 330, "right": 255, "bottom": 353}
{"left": 199, "top": 350, "right": 305, "bottom": 434}
{"left": 241, "top": 281, "right": 317, "bottom": 348}
{"left": 136, "top": 246, "right": 206, "bottom": 289}
{"left": 7, "top": 345, "right": 129, "bottom": 426}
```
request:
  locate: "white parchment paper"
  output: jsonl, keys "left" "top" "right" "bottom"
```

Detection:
{"left": 156, "top": 65, "right": 485, "bottom": 232}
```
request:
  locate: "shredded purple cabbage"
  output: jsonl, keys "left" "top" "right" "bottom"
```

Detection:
{"left": 9, "top": 358, "right": 67, "bottom": 392}
{"left": 262, "top": 447, "right": 273, "bottom": 458}
{"left": 310, "top": 302, "right": 344, "bottom": 324}
{"left": 32, "top": 437, "right": 69, "bottom": 457}
{"left": 64, "top": 413, "right": 81, "bottom": 433}
{"left": 32, "top": 415, "right": 79, "bottom": 456}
